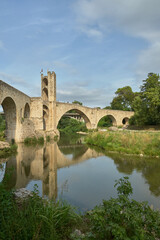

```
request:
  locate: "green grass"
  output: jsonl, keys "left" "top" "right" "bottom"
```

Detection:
{"left": 0, "top": 183, "right": 80, "bottom": 240}
{"left": 85, "top": 131, "right": 160, "bottom": 157}
{"left": 0, "top": 177, "right": 160, "bottom": 239}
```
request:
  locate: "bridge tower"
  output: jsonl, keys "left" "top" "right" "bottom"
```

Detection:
{"left": 41, "top": 71, "right": 57, "bottom": 133}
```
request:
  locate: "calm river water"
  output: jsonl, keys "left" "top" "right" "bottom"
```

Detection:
{"left": 0, "top": 134, "right": 160, "bottom": 212}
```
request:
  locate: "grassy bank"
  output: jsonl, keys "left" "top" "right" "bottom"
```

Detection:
{"left": 0, "top": 144, "right": 17, "bottom": 158}
{"left": 24, "top": 136, "right": 45, "bottom": 145}
{"left": 85, "top": 131, "right": 160, "bottom": 157}
{"left": 0, "top": 177, "right": 160, "bottom": 239}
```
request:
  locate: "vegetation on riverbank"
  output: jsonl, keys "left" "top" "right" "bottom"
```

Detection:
{"left": 24, "top": 136, "right": 45, "bottom": 145}
{"left": 0, "top": 177, "right": 160, "bottom": 239}
{"left": 0, "top": 144, "right": 17, "bottom": 158}
{"left": 85, "top": 131, "right": 160, "bottom": 157}
{"left": 58, "top": 117, "right": 87, "bottom": 134}
{"left": 0, "top": 115, "right": 5, "bottom": 141}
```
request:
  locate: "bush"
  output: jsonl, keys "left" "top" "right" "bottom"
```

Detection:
{"left": 0, "top": 144, "right": 17, "bottom": 158}
{"left": 86, "top": 177, "right": 160, "bottom": 239}
{"left": 24, "top": 137, "right": 44, "bottom": 146}
{"left": 46, "top": 135, "right": 51, "bottom": 142}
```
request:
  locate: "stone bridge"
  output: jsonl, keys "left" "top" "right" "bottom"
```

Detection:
{"left": 0, "top": 70, "right": 134, "bottom": 142}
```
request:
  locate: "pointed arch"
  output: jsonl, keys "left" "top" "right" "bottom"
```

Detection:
{"left": 43, "top": 77, "right": 48, "bottom": 87}
{"left": 43, "top": 104, "right": 49, "bottom": 130}
{"left": 42, "top": 87, "right": 48, "bottom": 101}
{"left": 24, "top": 103, "right": 30, "bottom": 118}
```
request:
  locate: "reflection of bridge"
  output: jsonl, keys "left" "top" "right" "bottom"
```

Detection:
{"left": 4, "top": 142, "right": 103, "bottom": 199}
{"left": 0, "top": 71, "right": 134, "bottom": 142}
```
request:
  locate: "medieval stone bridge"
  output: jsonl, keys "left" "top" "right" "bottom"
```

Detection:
{"left": 0, "top": 70, "right": 134, "bottom": 142}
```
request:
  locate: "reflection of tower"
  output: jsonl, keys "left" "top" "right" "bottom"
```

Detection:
{"left": 42, "top": 143, "right": 57, "bottom": 200}
{"left": 41, "top": 71, "right": 57, "bottom": 131}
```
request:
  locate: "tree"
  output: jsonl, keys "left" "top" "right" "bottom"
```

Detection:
{"left": 130, "top": 73, "right": 160, "bottom": 125}
{"left": 110, "top": 86, "right": 135, "bottom": 111}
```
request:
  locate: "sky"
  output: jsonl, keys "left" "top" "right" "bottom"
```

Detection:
{"left": 0, "top": 0, "right": 160, "bottom": 108}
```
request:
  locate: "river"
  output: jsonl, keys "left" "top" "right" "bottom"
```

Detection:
{"left": 0, "top": 134, "right": 160, "bottom": 212}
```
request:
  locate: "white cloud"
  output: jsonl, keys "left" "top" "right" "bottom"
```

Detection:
{"left": 136, "top": 42, "right": 160, "bottom": 79}
{"left": 0, "top": 72, "right": 30, "bottom": 90}
{"left": 74, "top": 0, "right": 160, "bottom": 40}
{"left": 73, "top": 0, "right": 160, "bottom": 78}
{"left": 57, "top": 84, "right": 112, "bottom": 107}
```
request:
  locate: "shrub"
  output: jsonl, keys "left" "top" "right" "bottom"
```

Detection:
{"left": 46, "top": 135, "right": 51, "bottom": 142}
{"left": 86, "top": 177, "right": 160, "bottom": 239}
{"left": 37, "top": 137, "right": 44, "bottom": 145}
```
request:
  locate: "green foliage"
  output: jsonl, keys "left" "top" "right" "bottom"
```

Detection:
{"left": 72, "top": 100, "right": 83, "bottom": 105}
{"left": 98, "top": 116, "right": 112, "bottom": 128}
{"left": 46, "top": 135, "right": 51, "bottom": 142}
{"left": 110, "top": 86, "right": 135, "bottom": 111}
{"left": 0, "top": 182, "right": 80, "bottom": 240}
{"left": 130, "top": 73, "right": 160, "bottom": 126}
{"left": 85, "top": 131, "right": 160, "bottom": 157}
{"left": 24, "top": 137, "right": 44, "bottom": 146}
{"left": 0, "top": 114, "right": 5, "bottom": 132}
{"left": 58, "top": 117, "right": 87, "bottom": 134}
{"left": 54, "top": 135, "right": 58, "bottom": 141}
{"left": 86, "top": 177, "right": 160, "bottom": 240}
{"left": 0, "top": 115, "right": 5, "bottom": 141}
{"left": 0, "top": 176, "right": 160, "bottom": 239}
{"left": 37, "top": 137, "right": 44, "bottom": 145}
{"left": 0, "top": 144, "right": 17, "bottom": 158}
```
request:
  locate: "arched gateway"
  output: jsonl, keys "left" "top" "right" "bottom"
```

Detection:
{"left": 0, "top": 71, "right": 134, "bottom": 142}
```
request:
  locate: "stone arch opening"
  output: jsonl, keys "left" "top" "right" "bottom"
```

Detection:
{"left": 57, "top": 108, "right": 92, "bottom": 131}
{"left": 43, "top": 105, "right": 49, "bottom": 130}
{"left": 122, "top": 117, "right": 129, "bottom": 125}
{"left": 43, "top": 78, "right": 48, "bottom": 88}
{"left": 24, "top": 103, "right": 30, "bottom": 118}
{"left": 1, "top": 97, "right": 17, "bottom": 142}
{"left": 42, "top": 88, "right": 48, "bottom": 101}
{"left": 97, "top": 115, "right": 117, "bottom": 128}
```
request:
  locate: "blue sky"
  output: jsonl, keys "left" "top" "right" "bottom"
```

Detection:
{"left": 0, "top": 0, "right": 160, "bottom": 108}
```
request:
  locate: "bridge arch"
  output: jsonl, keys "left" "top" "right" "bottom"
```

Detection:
{"left": 57, "top": 108, "right": 92, "bottom": 129}
{"left": 24, "top": 103, "right": 30, "bottom": 118}
{"left": 1, "top": 97, "right": 17, "bottom": 141}
{"left": 122, "top": 117, "right": 129, "bottom": 126}
{"left": 97, "top": 114, "right": 117, "bottom": 128}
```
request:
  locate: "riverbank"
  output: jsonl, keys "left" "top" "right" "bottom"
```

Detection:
{"left": 85, "top": 131, "right": 160, "bottom": 157}
{"left": 0, "top": 177, "right": 160, "bottom": 240}
{"left": 0, "top": 142, "right": 17, "bottom": 159}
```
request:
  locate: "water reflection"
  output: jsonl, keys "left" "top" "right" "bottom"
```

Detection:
{"left": 3, "top": 140, "right": 102, "bottom": 200}
{"left": 108, "top": 153, "right": 160, "bottom": 196}
{"left": 1, "top": 137, "right": 160, "bottom": 210}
